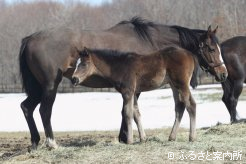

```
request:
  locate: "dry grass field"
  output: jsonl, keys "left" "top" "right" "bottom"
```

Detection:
{"left": 0, "top": 123, "right": 245, "bottom": 163}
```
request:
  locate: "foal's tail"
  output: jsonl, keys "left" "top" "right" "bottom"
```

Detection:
{"left": 190, "top": 58, "right": 199, "bottom": 89}
{"left": 19, "top": 36, "right": 42, "bottom": 99}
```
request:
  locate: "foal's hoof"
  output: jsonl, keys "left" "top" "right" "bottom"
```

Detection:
{"left": 42, "top": 138, "right": 59, "bottom": 149}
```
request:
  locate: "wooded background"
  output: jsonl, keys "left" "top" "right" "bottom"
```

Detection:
{"left": 0, "top": 0, "right": 245, "bottom": 92}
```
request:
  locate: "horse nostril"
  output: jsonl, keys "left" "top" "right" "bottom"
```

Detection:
{"left": 71, "top": 77, "right": 79, "bottom": 85}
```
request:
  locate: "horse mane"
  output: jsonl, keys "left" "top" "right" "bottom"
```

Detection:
{"left": 118, "top": 16, "right": 156, "bottom": 46}
{"left": 171, "top": 26, "right": 207, "bottom": 89}
{"left": 171, "top": 26, "right": 206, "bottom": 55}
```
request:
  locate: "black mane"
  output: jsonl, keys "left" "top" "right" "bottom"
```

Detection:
{"left": 171, "top": 25, "right": 206, "bottom": 55}
{"left": 118, "top": 17, "right": 156, "bottom": 46}
{"left": 171, "top": 26, "right": 207, "bottom": 89}
{"left": 88, "top": 49, "right": 135, "bottom": 64}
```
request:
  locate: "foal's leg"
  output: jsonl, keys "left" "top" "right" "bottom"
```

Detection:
{"left": 21, "top": 96, "right": 41, "bottom": 150}
{"left": 39, "top": 82, "right": 60, "bottom": 149}
{"left": 133, "top": 94, "right": 146, "bottom": 142}
{"left": 222, "top": 79, "right": 243, "bottom": 123}
{"left": 169, "top": 87, "right": 185, "bottom": 141}
{"left": 119, "top": 91, "right": 134, "bottom": 144}
{"left": 186, "top": 93, "right": 196, "bottom": 141}
{"left": 169, "top": 86, "right": 196, "bottom": 141}
{"left": 180, "top": 86, "right": 196, "bottom": 141}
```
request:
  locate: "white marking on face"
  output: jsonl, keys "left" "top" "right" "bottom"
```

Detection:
{"left": 216, "top": 43, "right": 225, "bottom": 66}
{"left": 75, "top": 58, "right": 81, "bottom": 72}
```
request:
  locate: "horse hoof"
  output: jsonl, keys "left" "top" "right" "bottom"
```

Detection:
{"left": 231, "top": 118, "right": 246, "bottom": 124}
{"left": 140, "top": 137, "right": 146, "bottom": 143}
{"left": 168, "top": 137, "right": 176, "bottom": 141}
{"left": 119, "top": 137, "right": 133, "bottom": 144}
{"left": 28, "top": 143, "right": 38, "bottom": 152}
{"left": 42, "top": 138, "right": 59, "bottom": 149}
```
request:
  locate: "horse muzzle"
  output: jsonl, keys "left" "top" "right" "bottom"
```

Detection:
{"left": 71, "top": 77, "right": 80, "bottom": 86}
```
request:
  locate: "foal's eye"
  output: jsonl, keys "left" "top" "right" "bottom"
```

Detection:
{"left": 209, "top": 47, "right": 215, "bottom": 53}
{"left": 81, "top": 63, "right": 87, "bottom": 67}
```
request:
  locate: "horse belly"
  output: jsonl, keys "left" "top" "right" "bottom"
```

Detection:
{"left": 138, "top": 71, "right": 168, "bottom": 92}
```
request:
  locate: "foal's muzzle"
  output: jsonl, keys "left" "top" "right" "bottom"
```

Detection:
{"left": 71, "top": 77, "right": 79, "bottom": 86}
{"left": 216, "top": 72, "right": 228, "bottom": 82}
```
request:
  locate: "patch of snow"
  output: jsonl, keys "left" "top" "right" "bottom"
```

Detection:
{"left": 0, "top": 84, "right": 245, "bottom": 132}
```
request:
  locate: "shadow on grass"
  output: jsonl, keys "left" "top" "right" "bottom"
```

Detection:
{"left": 60, "top": 137, "right": 97, "bottom": 147}
{"left": 144, "top": 136, "right": 165, "bottom": 144}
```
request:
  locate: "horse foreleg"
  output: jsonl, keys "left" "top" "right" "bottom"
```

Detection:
{"left": 169, "top": 88, "right": 185, "bottom": 141}
{"left": 133, "top": 94, "right": 146, "bottom": 142}
{"left": 21, "top": 97, "right": 40, "bottom": 150}
{"left": 222, "top": 80, "right": 243, "bottom": 123}
{"left": 119, "top": 92, "right": 134, "bottom": 144}
{"left": 39, "top": 84, "right": 59, "bottom": 149}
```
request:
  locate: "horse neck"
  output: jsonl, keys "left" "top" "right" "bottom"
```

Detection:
{"left": 90, "top": 54, "right": 112, "bottom": 78}
{"left": 153, "top": 25, "right": 180, "bottom": 47}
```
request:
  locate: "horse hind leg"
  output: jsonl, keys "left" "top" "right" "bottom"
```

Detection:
{"left": 133, "top": 94, "right": 146, "bottom": 142}
{"left": 169, "top": 87, "right": 185, "bottom": 141}
{"left": 39, "top": 76, "right": 62, "bottom": 149}
{"left": 21, "top": 96, "right": 41, "bottom": 150}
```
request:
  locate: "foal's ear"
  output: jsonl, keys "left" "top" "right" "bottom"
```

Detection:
{"left": 207, "top": 25, "right": 212, "bottom": 32}
{"left": 207, "top": 25, "right": 212, "bottom": 36}
{"left": 213, "top": 26, "right": 218, "bottom": 34}
{"left": 82, "top": 47, "right": 90, "bottom": 58}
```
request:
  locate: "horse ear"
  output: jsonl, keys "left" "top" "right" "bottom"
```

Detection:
{"left": 213, "top": 26, "right": 218, "bottom": 34}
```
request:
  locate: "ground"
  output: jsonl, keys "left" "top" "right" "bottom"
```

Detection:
{"left": 0, "top": 123, "right": 245, "bottom": 163}
{"left": 1, "top": 85, "right": 246, "bottom": 163}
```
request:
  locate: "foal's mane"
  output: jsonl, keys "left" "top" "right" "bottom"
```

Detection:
{"left": 117, "top": 16, "right": 156, "bottom": 46}
{"left": 88, "top": 49, "right": 135, "bottom": 62}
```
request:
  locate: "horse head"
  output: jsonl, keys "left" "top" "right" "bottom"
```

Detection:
{"left": 198, "top": 26, "right": 228, "bottom": 82}
{"left": 71, "top": 47, "right": 96, "bottom": 86}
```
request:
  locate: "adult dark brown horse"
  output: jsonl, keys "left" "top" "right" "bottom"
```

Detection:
{"left": 72, "top": 47, "right": 197, "bottom": 143}
{"left": 220, "top": 36, "right": 246, "bottom": 123}
{"left": 19, "top": 17, "right": 227, "bottom": 149}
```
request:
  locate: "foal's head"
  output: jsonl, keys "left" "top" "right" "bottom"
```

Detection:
{"left": 198, "top": 26, "right": 227, "bottom": 82}
{"left": 71, "top": 48, "right": 96, "bottom": 86}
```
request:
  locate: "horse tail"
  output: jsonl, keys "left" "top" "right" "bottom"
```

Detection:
{"left": 190, "top": 58, "right": 199, "bottom": 89}
{"left": 19, "top": 36, "right": 42, "bottom": 99}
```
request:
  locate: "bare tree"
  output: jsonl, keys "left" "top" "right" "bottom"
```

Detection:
{"left": 0, "top": 0, "right": 245, "bottom": 92}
